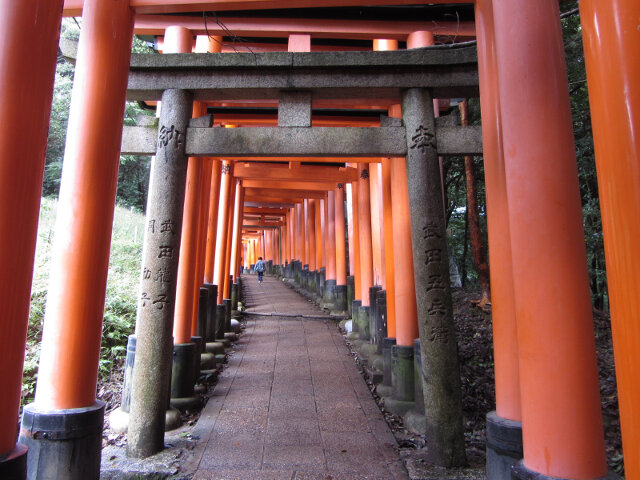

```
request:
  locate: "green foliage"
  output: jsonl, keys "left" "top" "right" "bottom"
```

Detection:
{"left": 43, "top": 20, "right": 154, "bottom": 212}
{"left": 23, "top": 199, "right": 144, "bottom": 407}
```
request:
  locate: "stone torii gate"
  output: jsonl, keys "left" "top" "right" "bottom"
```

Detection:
{"left": 112, "top": 42, "right": 483, "bottom": 461}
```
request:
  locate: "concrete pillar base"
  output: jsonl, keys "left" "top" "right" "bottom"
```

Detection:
{"left": 510, "top": 460, "right": 619, "bottom": 480}
{"left": 376, "top": 384, "right": 392, "bottom": 398}
{"left": 404, "top": 410, "right": 427, "bottom": 435}
{"left": 205, "top": 341, "right": 225, "bottom": 355}
{"left": 389, "top": 344, "right": 414, "bottom": 416}
{"left": 224, "top": 332, "right": 237, "bottom": 342}
{"left": 383, "top": 398, "right": 415, "bottom": 417}
{"left": 308, "top": 269, "right": 317, "bottom": 293}
{"left": 169, "top": 396, "right": 202, "bottom": 412}
{"left": 0, "top": 444, "right": 27, "bottom": 480}
{"left": 19, "top": 401, "right": 105, "bottom": 480}
{"left": 319, "top": 268, "right": 326, "bottom": 297}
{"left": 171, "top": 343, "right": 197, "bottom": 400}
{"left": 486, "top": 412, "right": 522, "bottom": 480}
{"left": 357, "top": 306, "right": 371, "bottom": 340}
{"left": 230, "top": 318, "right": 241, "bottom": 333}
{"left": 201, "top": 352, "right": 216, "bottom": 370}
{"left": 191, "top": 336, "right": 203, "bottom": 379}
{"left": 109, "top": 406, "right": 181, "bottom": 434}
{"left": 215, "top": 353, "right": 227, "bottom": 364}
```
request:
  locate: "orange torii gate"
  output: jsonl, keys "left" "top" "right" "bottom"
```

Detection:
{"left": 0, "top": 2, "right": 638, "bottom": 480}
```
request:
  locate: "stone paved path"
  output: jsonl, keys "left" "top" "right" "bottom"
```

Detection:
{"left": 184, "top": 274, "right": 410, "bottom": 480}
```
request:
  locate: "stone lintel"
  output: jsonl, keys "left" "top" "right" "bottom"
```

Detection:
{"left": 188, "top": 114, "right": 213, "bottom": 128}
{"left": 278, "top": 91, "right": 312, "bottom": 127}
{"left": 120, "top": 124, "right": 482, "bottom": 157}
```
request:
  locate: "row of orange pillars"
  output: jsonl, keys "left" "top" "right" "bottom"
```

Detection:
{"left": 0, "top": 1, "right": 638, "bottom": 479}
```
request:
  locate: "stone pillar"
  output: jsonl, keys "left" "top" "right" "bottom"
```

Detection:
{"left": 21, "top": 1, "right": 134, "bottom": 477}
{"left": 402, "top": 88, "right": 466, "bottom": 467}
{"left": 579, "top": 1, "right": 640, "bottom": 477}
{"left": 126, "top": 89, "right": 193, "bottom": 458}
{"left": 0, "top": 1, "right": 62, "bottom": 477}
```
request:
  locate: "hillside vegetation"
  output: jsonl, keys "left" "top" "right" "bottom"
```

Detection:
{"left": 23, "top": 198, "right": 144, "bottom": 409}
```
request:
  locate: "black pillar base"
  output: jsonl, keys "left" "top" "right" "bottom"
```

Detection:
{"left": 0, "top": 444, "right": 27, "bottom": 480}
{"left": 231, "top": 282, "right": 238, "bottom": 311}
{"left": 170, "top": 342, "right": 198, "bottom": 407}
{"left": 486, "top": 411, "right": 523, "bottom": 480}
{"left": 334, "top": 284, "right": 348, "bottom": 312}
{"left": 377, "top": 337, "right": 396, "bottom": 397}
{"left": 308, "top": 269, "right": 317, "bottom": 293}
{"left": 204, "top": 284, "right": 217, "bottom": 342}
{"left": 223, "top": 298, "right": 232, "bottom": 332}
{"left": 385, "top": 344, "right": 414, "bottom": 417}
{"left": 215, "top": 304, "right": 226, "bottom": 340}
{"left": 324, "top": 279, "right": 337, "bottom": 306}
{"left": 511, "top": 460, "right": 619, "bottom": 480}
{"left": 346, "top": 276, "right": 355, "bottom": 315}
{"left": 19, "top": 401, "right": 105, "bottom": 480}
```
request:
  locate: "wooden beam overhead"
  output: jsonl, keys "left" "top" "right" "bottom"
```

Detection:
{"left": 244, "top": 188, "right": 326, "bottom": 200}
{"left": 132, "top": 15, "right": 474, "bottom": 40}
{"left": 63, "top": 0, "right": 474, "bottom": 17}
{"left": 234, "top": 163, "right": 358, "bottom": 182}
{"left": 242, "top": 180, "right": 336, "bottom": 191}
{"left": 244, "top": 207, "right": 288, "bottom": 216}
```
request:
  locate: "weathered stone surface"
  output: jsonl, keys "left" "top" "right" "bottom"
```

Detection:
{"left": 121, "top": 124, "right": 482, "bottom": 158}
{"left": 123, "top": 46, "right": 478, "bottom": 101}
{"left": 187, "top": 126, "right": 407, "bottom": 157}
{"left": 127, "top": 89, "right": 193, "bottom": 459}
{"left": 402, "top": 87, "right": 466, "bottom": 467}
{"left": 278, "top": 91, "right": 312, "bottom": 128}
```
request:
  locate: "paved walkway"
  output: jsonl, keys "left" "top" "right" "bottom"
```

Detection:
{"left": 184, "top": 274, "right": 409, "bottom": 480}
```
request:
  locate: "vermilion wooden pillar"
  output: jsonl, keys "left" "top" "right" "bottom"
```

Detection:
{"left": 326, "top": 191, "right": 337, "bottom": 281}
{"left": 381, "top": 158, "right": 397, "bottom": 338}
{"left": 204, "top": 160, "right": 222, "bottom": 284}
{"left": 368, "top": 164, "right": 384, "bottom": 287}
{"left": 579, "top": 2, "right": 640, "bottom": 477}
{"left": 475, "top": 0, "right": 521, "bottom": 423}
{"left": 214, "top": 161, "right": 233, "bottom": 303}
{"left": 173, "top": 27, "right": 204, "bottom": 342}
{"left": 307, "top": 199, "right": 317, "bottom": 271}
{"left": 26, "top": 0, "right": 133, "bottom": 474}
{"left": 493, "top": 1, "right": 607, "bottom": 478}
{"left": 35, "top": 0, "right": 133, "bottom": 409}
{"left": 334, "top": 185, "right": 348, "bottom": 285}
{"left": 357, "top": 165, "right": 374, "bottom": 306}
{"left": 229, "top": 183, "right": 243, "bottom": 281}
{"left": 349, "top": 180, "right": 362, "bottom": 301}
{"left": 0, "top": 1, "right": 62, "bottom": 473}
{"left": 222, "top": 179, "right": 237, "bottom": 299}
{"left": 316, "top": 198, "right": 324, "bottom": 271}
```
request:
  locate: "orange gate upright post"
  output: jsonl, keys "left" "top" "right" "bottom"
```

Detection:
{"left": 316, "top": 197, "right": 325, "bottom": 296}
{"left": 307, "top": 199, "right": 318, "bottom": 293}
{"left": 474, "top": 1, "right": 523, "bottom": 477}
{"left": 19, "top": 0, "right": 134, "bottom": 474}
{"left": 334, "top": 185, "right": 348, "bottom": 312}
{"left": 347, "top": 181, "right": 361, "bottom": 318}
{"left": 579, "top": 1, "right": 640, "bottom": 477}
{"left": 221, "top": 178, "right": 238, "bottom": 335}
{"left": 0, "top": 2, "right": 62, "bottom": 477}
{"left": 229, "top": 183, "right": 243, "bottom": 311}
{"left": 493, "top": 1, "right": 607, "bottom": 478}
{"left": 324, "top": 190, "right": 338, "bottom": 306}
{"left": 356, "top": 164, "right": 374, "bottom": 341}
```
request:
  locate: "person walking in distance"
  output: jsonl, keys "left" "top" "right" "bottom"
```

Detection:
{"left": 254, "top": 256, "right": 265, "bottom": 283}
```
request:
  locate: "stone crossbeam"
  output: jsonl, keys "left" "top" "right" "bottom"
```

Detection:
{"left": 121, "top": 125, "right": 482, "bottom": 158}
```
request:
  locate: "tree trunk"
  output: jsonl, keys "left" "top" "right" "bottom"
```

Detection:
{"left": 460, "top": 100, "right": 491, "bottom": 309}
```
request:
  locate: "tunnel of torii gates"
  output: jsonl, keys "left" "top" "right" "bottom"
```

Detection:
{"left": 0, "top": 0, "right": 638, "bottom": 479}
